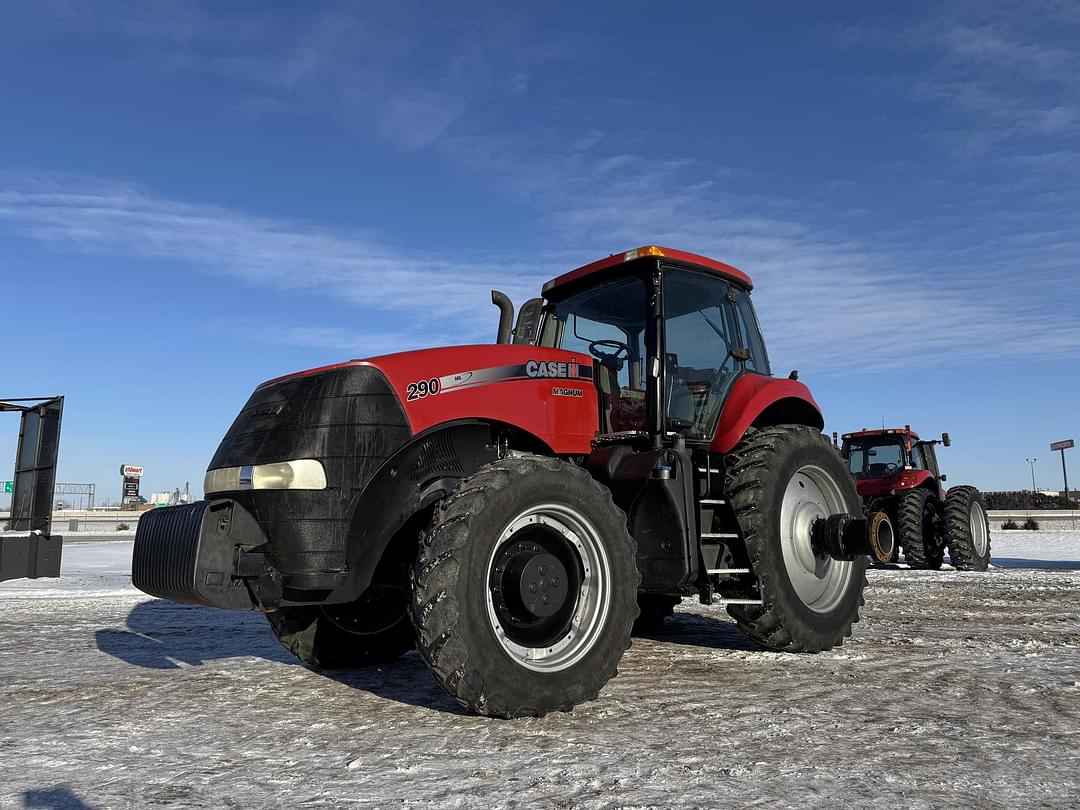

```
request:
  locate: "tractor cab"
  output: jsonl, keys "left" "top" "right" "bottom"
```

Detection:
{"left": 533, "top": 246, "right": 771, "bottom": 444}
{"left": 840, "top": 427, "right": 949, "bottom": 500}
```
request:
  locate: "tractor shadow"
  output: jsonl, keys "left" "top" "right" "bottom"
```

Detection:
{"left": 634, "top": 609, "right": 762, "bottom": 652}
{"left": 21, "top": 786, "right": 97, "bottom": 810}
{"left": 95, "top": 599, "right": 464, "bottom": 714}
{"left": 991, "top": 557, "right": 1080, "bottom": 570}
{"left": 94, "top": 599, "right": 296, "bottom": 670}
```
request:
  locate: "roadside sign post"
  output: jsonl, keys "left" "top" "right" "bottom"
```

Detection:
{"left": 1050, "top": 439, "right": 1074, "bottom": 505}
{"left": 120, "top": 464, "right": 144, "bottom": 510}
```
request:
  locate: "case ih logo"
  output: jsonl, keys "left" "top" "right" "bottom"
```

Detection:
{"left": 526, "top": 360, "right": 581, "bottom": 379}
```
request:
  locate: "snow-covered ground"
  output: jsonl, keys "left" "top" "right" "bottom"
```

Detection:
{"left": 1, "top": 533, "right": 1078, "bottom": 808}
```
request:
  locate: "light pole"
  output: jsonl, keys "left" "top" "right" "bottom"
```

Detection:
{"left": 1025, "top": 458, "right": 1038, "bottom": 494}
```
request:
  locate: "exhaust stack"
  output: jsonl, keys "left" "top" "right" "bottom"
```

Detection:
{"left": 491, "top": 290, "right": 514, "bottom": 344}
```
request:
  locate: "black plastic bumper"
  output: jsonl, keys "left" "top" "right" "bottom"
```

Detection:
{"left": 132, "top": 500, "right": 271, "bottom": 610}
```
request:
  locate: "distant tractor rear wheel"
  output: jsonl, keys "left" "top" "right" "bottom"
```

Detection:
{"left": 865, "top": 496, "right": 899, "bottom": 563}
{"left": 945, "top": 486, "right": 991, "bottom": 571}
{"left": 897, "top": 488, "right": 944, "bottom": 569}
{"left": 267, "top": 584, "right": 415, "bottom": 667}
{"left": 410, "top": 455, "right": 639, "bottom": 718}
{"left": 725, "top": 425, "right": 867, "bottom": 653}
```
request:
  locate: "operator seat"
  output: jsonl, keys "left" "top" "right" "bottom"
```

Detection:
{"left": 597, "top": 362, "right": 645, "bottom": 433}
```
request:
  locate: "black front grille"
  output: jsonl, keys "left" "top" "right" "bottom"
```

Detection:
{"left": 132, "top": 502, "right": 207, "bottom": 602}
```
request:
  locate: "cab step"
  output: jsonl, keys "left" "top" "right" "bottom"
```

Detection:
{"left": 706, "top": 567, "right": 750, "bottom": 575}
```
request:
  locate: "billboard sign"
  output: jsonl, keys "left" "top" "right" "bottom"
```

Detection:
{"left": 1050, "top": 439, "right": 1074, "bottom": 452}
{"left": 122, "top": 477, "right": 140, "bottom": 501}
{"left": 120, "top": 464, "right": 144, "bottom": 478}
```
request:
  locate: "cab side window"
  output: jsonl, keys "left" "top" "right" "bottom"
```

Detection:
{"left": 733, "top": 291, "right": 770, "bottom": 375}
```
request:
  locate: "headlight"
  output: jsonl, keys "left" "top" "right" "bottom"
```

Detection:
{"left": 204, "top": 459, "right": 327, "bottom": 494}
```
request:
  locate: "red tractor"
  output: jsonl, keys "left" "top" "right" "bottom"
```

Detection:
{"left": 840, "top": 427, "right": 991, "bottom": 571}
{"left": 133, "top": 246, "right": 892, "bottom": 717}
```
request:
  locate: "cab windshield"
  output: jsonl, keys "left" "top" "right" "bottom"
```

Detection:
{"left": 844, "top": 439, "right": 907, "bottom": 479}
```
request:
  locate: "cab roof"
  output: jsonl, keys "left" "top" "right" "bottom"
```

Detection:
{"left": 543, "top": 246, "right": 752, "bottom": 299}
{"left": 842, "top": 427, "right": 921, "bottom": 441}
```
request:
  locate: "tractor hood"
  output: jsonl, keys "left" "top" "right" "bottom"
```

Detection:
{"left": 212, "top": 344, "right": 601, "bottom": 489}
{"left": 204, "top": 345, "right": 600, "bottom": 580}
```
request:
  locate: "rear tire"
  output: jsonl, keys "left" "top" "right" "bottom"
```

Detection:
{"left": 864, "top": 496, "right": 900, "bottom": 563}
{"left": 945, "top": 486, "right": 991, "bottom": 571}
{"left": 267, "top": 584, "right": 415, "bottom": 667}
{"left": 897, "top": 488, "right": 943, "bottom": 569}
{"left": 410, "top": 455, "right": 639, "bottom": 718}
{"left": 725, "top": 425, "right": 867, "bottom": 653}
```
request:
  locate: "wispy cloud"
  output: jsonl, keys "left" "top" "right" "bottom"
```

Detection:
{"left": 6, "top": 1, "right": 557, "bottom": 152}
{"left": 0, "top": 171, "right": 547, "bottom": 323}
{"left": 2, "top": 3, "right": 1078, "bottom": 375}
{"left": 3, "top": 168, "right": 1077, "bottom": 375}
{"left": 224, "top": 322, "right": 467, "bottom": 357}
{"left": 838, "top": 3, "right": 1080, "bottom": 146}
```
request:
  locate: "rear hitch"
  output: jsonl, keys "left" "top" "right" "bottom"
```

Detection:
{"left": 812, "top": 511, "right": 895, "bottom": 564}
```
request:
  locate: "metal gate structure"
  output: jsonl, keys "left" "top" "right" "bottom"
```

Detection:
{"left": 0, "top": 396, "right": 65, "bottom": 582}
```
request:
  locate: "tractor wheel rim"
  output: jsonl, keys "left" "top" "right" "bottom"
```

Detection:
{"left": 485, "top": 503, "right": 611, "bottom": 673}
{"left": 779, "top": 464, "right": 855, "bottom": 613}
{"left": 970, "top": 501, "right": 989, "bottom": 557}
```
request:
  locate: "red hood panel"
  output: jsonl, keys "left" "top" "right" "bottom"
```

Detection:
{"left": 356, "top": 345, "right": 600, "bottom": 454}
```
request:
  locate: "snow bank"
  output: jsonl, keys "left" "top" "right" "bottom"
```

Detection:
{"left": 0, "top": 539, "right": 137, "bottom": 599}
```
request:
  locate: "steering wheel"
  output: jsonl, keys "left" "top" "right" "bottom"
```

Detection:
{"left": 588, "top": 339, "right": 631, "bottom": 371}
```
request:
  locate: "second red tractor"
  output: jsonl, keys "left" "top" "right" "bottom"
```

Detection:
{"left": 840, "top": 427, "right": 991, "bottom": 571}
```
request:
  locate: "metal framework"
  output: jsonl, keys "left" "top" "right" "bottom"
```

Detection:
{"left": 54, "top": 482, "right": 96, "bottom": 510}
{"left": 1, "top": 395, "right": 65, "bottom": 582}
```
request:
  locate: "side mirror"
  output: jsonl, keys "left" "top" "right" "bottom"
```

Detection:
{"left": 942, "top": 432, "right": 951, "bottom": 447}
{"left": 940, "top": 473, "right": 948, "bottom": 482}
{"left": 513, "top": 298, "right": 543, "bottom": 345}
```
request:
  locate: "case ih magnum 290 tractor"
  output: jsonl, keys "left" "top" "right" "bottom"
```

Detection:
{"left": 840, "top": 427, "right": 991, "bottom": 571}
{"left": 134, "top": 246, "right": 893, "bottom": 717}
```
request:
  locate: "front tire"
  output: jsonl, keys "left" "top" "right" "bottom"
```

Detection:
{"left": 725, "top": 425, "right": 867, "bottom": 653}
{"left": 945, "top": 486, "right": 991, "bottom": 571}
{"left": 267, "top": 584, "right": 415, "bottom": 668}
{"left": 410, "top": 455, "right": 639, "bottom": 718}
{"left": 897, "top": 488, "right": 944, "bottom": 569}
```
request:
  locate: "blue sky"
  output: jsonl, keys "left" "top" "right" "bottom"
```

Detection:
{"left": 1, "top": 0, "right": 1078, "bottom": 503}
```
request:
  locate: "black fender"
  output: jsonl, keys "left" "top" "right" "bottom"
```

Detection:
{"left": 324, "top": 420, "right": 552, "bottom": 604}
